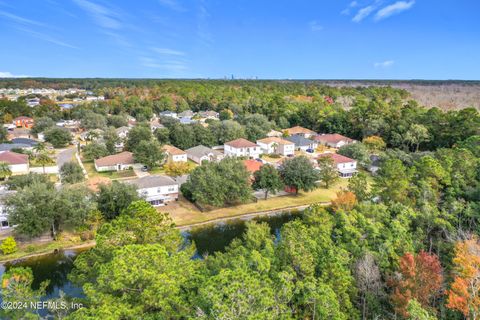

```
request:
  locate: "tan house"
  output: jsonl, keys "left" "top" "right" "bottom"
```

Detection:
{"left": 162, "top": 145, "right": 187, "bottom": 162}
{"left": 314, "top": 134, "right": 356, "bottom": 148}
{"left": 284, "top": 126, "right": 316, "bottom": 138}
{"left": 256, "top": 137, "right": 295, "bottom": 156}
{"left": 94, "top": 151, "right": 135, "bottom": 172}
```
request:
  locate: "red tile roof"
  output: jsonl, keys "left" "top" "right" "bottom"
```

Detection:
{"left": 94, "top": 151, "right": 134, "bottom": 167}
{"left": 13, "top": 116, "right": 34, "bottom": 122}
{"left": 0, "top": 151, "right": 28, "bottom": 165}
{"left": 314, "top": 133, "right": 354, "bottom": 144}
{"left": 225, "top": 138, "right": 258, "bottom": 148}
{"left": 317, "top": 153, "right": 355, "bottom": 164}
{"left": 243, "top": 159, "right": 263, "bottom": 173}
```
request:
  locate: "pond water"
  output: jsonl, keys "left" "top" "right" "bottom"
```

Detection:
{"left": 0, "top": 211, "right": 301, "bottom": 309}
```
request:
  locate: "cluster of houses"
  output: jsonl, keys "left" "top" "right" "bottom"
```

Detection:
{"left": 159, "top": 110, "right": 219, "bottom": 124}
{"left": 88, "top": 123, "right": 359, "bottom": 209}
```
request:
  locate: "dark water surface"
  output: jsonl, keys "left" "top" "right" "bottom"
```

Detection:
{"left": 0, "top": 211, "right": 301, "bottom": 305}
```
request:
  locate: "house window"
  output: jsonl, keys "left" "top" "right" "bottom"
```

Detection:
{"left": 1, "top": 220, "right": 8, "bottom": 228}
{"left": 168, "top": 186, "right": 175, "bottom": 192}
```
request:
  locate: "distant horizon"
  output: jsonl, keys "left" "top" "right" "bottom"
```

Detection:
{"left": 1, "top": 77, "right": 480, "bottom": 83}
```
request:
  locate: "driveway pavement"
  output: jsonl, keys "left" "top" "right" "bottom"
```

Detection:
{"left": 56, "top": 147, "right": 76, "bottom": 169}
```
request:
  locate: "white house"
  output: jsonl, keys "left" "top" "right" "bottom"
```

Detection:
{"left": 256, "top": 137, "right": 295, "bottom": 156}
{"left": 318, "top": 153, "right": 357, "bottom": 178}
{"left": 185, "top": 145, "right": 223, "bottom": 164}
{"left": 127, "top": 175, "right": 179, "bottom": 206}
{"left": 163, "top": 145, "right": 188, "bottom": 162}
{"left": 159, "top": 111, "right": 178, "bottom": 118}
{"left": 94, "top": 151, "right": 135, "bottom": 172}
{"left": 0, "top": 151, "right": 29, "bottom": 174}
{"left": 116, "top": 126, "right": 130, "bottom": 139}
{"left": 0, "top": 189, "right": 16, "bottom": 229}
{"left": 224, "top": 138, "right": 263, "bottom": 158}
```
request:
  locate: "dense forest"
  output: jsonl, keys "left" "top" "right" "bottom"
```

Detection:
{"left": 1, "top": 80, "right": 480, "bottom": 319}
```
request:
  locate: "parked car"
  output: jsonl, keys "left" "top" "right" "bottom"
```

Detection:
{"left": 141, "top": 165, "right": 149, "bottom": 172}
{"left": 306, "top": 148, "right": 314, "bottom": 153}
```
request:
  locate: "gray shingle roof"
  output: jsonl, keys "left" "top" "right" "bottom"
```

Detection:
{"left": 285, "top": 135, "right": 315, "bottom": 147}
{"left": 185, "top": 145, "right": 221, "bottom": 158}
{"left": 127, "top": 175, "right": 177, "bottom": 189}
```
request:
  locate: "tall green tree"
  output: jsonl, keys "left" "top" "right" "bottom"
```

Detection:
{"left": 317, "top": 156, "right": 339, "bottom": 188}
{"left": 252, "top": 164, "right": 284, "bottom": 199}
{"left": 280, "top": 156, "right": 319, "bottom": 195}
{"left": 95, "top": 181, "right": 140, "bottom": 220}
{"left": 133, "top": 139, "right": 165, "bottom": 169}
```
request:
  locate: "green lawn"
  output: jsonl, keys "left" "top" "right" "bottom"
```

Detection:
{"left": 166, "top": 179, "right": 349, "bottom": 226}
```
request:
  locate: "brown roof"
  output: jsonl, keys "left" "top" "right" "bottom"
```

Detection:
{"left": 285, "top": 126, "right": 316, "bottom": 135}
{"left": 318, "top": 153, "right": 355, "bottom": 164}
{"left": 257, "top": 137, "right": 294, "bottom": 145}
{"left": 94, "top": 151, "right": 134, "bottom": 167}
{"left": 243, "top": 159, "right": 263, "bottom": 174}
{"left": 314, "top": 134, "right": 354, "bottom": 144}
{"left": 162, "top": 145, "right": 186, "bottom": 156}
{"left": 225, "top": 138, "right": 258, "bottom": 148}
{"left": 13, "top": 116, "right": 34, "bottom": 122}
{"left": 0, "top": 151, "right": 28, "bottom": 165}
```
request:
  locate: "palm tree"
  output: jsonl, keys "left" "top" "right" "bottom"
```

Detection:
{"left": 36, "top": 152, "right": 53, "bottom": 174}
{"left": 0, "top": 162, "right": 12, "bottom": 180}
{"left": 33, "top": 142, "right": 46, "bottom": 155}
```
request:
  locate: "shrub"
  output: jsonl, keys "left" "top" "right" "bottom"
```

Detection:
{"left": 1, "top": 236, "right": 17, "bottom": 255}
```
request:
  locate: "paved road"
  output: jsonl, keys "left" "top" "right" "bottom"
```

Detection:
{"left": 56, "top": 147, "right": 76, "bottom": 169}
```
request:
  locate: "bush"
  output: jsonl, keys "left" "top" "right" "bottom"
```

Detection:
{"left": 60, "top": 162, "right": 85, "bottom": 184}
{"left": 1, "top": 236, "right": 17, "bottom": 255}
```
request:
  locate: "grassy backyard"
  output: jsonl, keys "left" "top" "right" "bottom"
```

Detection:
{"left": 165, "top": 178, "right": 349, "bottom": 226}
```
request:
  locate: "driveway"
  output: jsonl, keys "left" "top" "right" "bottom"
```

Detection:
{"left": 56, "top": 147, "right": 76, "bottom": 169}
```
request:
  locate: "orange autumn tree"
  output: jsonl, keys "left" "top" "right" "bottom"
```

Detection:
{"left": 390, "top": 251, "right": 443, "bottom": 318}
{"left": 446, "top": 238, "right": 480, "bottom": 320}
{"left": 331, "top": 190, "right": 357, "bottom": 212}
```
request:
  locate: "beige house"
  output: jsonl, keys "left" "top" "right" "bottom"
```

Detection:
{"left": 256, "top": 137, "right": 295, "bottom": 156}
{"left": 94, "top": 151, "right": 135, "bottom": 172}
{"left": 162, "top": 145, "right": 187, "bottom": 162}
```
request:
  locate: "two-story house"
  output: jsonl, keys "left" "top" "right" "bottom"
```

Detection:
{"left": 224, "top": 138, "right": 263, "bottom": 158}
{"left": 256, "top": 137, "right": 295, "bottom": 156}
{"left": 317, "top": 153, "right": 357, "bottom": 178}
{"left": 127, "top": 175, "right": 179, "bottom": 206}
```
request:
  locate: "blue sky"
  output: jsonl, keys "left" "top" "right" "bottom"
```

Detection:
{"left": 0, "top": 0, "right": 479, "bottom": 79}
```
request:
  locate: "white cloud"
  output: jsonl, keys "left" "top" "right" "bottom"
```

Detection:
{"left": 0, "top": 10, "right": 46, "bottom": 27}
{"left": 158, "top": 0, "right": 185, "bottom": 12}
{"left": 352, "top": 5, "right": 375, "bottom": 22}
{"left": 73, "top": 0, "right": 122, "bottom": 29}
{"left": 309, "top": 20, "right": 323, "bottom": 32}
{"left": 374, "top": 60, "right": 395, "bottom": 68}
{"left": 15, "top": 27, "right": 78, "bottom": 49}
{"left": 341, "top": 1, "right": 359, "bottom": 15}
{"left": 375, "top": 1, "right": 415, "bottom": 21}
{"left": 0, "top": 71, "right": 29, "bottom": 78}
{"left": 140, "top": 57, "right": 187, "bottom": 73}
{"left": 152, "top": 48, "right": 185, "bottom": 56}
